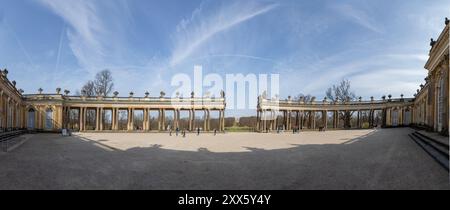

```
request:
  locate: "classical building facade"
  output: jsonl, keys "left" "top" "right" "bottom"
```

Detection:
{"left": 413, "top": 18, "right": 449, "bottom": 134}
{"left": 257, "top": 18, "right": 450, "bottom": 135}
{"left": 0, "top": 71, "right": 226, "bottom": 132}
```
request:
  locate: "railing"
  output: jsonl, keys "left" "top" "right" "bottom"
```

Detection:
{"left": 23, "top": 94, "right": 226, "bottom": 104}
{"left": 259, "top": 98, "right": 414, "bottom": 108}
{"left": 0, "top": 130, "right": 27, "bottom": 152}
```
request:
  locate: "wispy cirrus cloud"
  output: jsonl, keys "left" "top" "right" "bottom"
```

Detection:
{"left": 170, "top": 1, "right": 278, "bottom": 66}
{"left": 36, "top": 0, "right": 132, "bottom": 74}
{"left": 331, "top": 3, "right": 383, "bottom": 34}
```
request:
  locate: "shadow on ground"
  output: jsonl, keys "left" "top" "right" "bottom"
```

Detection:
{"left": 0, "top": 128, "right": 448, "bottom": 190}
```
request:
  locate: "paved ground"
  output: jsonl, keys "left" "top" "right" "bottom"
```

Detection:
{"left": 0, "top": 128, "right": 448, "bottom": 190}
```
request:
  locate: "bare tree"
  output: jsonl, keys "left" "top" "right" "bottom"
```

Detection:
{"left": 81, "top": 80, "right": 95, "bottom": 97}
{"left": 294, "top": 93, "right": 314, "bottom": 102}
{"left": 325, "top": 79, "right": 356, "bottom": 128}
{"left": 94, "top": 70, "right": 114, "bottom": 96}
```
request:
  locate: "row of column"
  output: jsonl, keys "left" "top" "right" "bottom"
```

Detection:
{"left": 63, "top": 107, "right": 225, "bottom": 132}
{"left": 257, "top": 109, "right": 382, "bottom": 132}
{"left": 0, "top": 92, "right": 25, "bottom": 131}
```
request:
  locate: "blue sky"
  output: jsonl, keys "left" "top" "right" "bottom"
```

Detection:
{"left": 0, "top": 0, "right": 449, "bottom": 116}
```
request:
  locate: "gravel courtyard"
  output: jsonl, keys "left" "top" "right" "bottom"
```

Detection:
{"left": 0, "top": 128, "right": 448, "bottom": 190}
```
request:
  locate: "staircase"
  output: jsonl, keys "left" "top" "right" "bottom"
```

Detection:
{"left": 409, "top": 131, "right": 449, "bottom": 171}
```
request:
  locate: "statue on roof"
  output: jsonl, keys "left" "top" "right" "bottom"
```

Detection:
{"left": 430, "top": 38, "right": 436, "bottom": 47}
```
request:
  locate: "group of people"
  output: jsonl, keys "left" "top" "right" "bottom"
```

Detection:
{"left": 275, "top": 126, "right": 303, "bottom": 134}
{"left": 168, "top": 126, "right": 218, "bottom": 138}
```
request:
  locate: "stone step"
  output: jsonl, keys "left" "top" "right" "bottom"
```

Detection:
{"left": 412, "top": 132, "right": 449, "bottom": 158}
{"left": 415, "top": 131, "right": 449, "bottom": 148}
{"left": 409, "top": 134, "right": 449, "bottom": 171}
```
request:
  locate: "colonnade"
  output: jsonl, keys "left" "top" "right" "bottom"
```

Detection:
{"left": 256, "top": 109, "right": 383, "bottom": 132}
{"left": 63, "top": 106, "right": 225, "bottom": 132}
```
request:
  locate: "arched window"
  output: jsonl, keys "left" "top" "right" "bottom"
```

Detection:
{"left": 45, "top": 108, "right": 53, "bottom": 130}
{"left": 28, "top": 108, "right": 35, "bottom": 129}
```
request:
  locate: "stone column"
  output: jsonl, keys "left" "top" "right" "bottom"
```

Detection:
{"left": 256, "top": 110, "right": 260, "bottom": 132}
{"left": 158, "top": 109, "right": 162, "bottom": 131}
{"left": 143, "top": 109, "right": 148, "bottom": 131}
{"left": 161, "top": 109, "right": 166, "bottom": 131}
{"left": 95, "top": 107, "right": 99, "bottom": 131}
{"left": 218, "top": 110, "right": 223, "bottom": 132}
{"left": 100, "top": 107, "right": 104, "bottom": 131}
{"left": 191, "top": 109, "right": 195, "bottom": 131}
{"left": 82, "top": 107, "right": 87, "bottom": 131}
{"left": 206, "top": 109, "right": 210, "bottom": 131}
{"left": 221, "top": 110, "right": 225, "bottom": 132}
{"left": 323, "top": 111, "right": 328, "bottom": 129}
{"left": 273, "top": 111, "right": 277, "bottom": 131}
{"left": 112, "top": 108, "right": 116, "bottom": 130}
